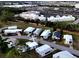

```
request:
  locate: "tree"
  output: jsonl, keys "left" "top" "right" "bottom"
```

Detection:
{"left": 0, "top": 7, "right": 15, "bottom": 22}
{"left": 5, "top": 48, "right": 20, "bottom": 58}
{"left": 0, "top": 36, "right": 10, "bottom": 53}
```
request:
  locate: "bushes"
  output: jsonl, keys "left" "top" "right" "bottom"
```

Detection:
{"left": 66, "top": 24, "right": 79, "bottom": 31}
{"left": 46, "top": 21, "right": 79, "bottom": 32}
{"left": 51, "top": 22, "right": 68, "bottom": 29}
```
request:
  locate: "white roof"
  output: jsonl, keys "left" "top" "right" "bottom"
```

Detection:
{"left": 24, "top": 27, "right": 35, "bottom": 33}
{"left": 3, "top": 5, "right": 32, "bottom": 8}
{"left": 35, "top": 44, "right": 53, "bottom": 56}
{"left": 26, "top": 42, "right": 38, "bottom": 48}
{"left": 40, "top": 30, "right": 51, "bottom": 37}
{"left": 47, "top": 15, "right": 75, "bottom": 22}
{"left": 39, "top": 15, "right": 46, "bottom": 21}
{"left": 53, "top": 51, "right": 76, "bottom": 58}
{"left": 63, "top": 34, "right": 73, "bottom": 41}
{"left": 75, "top": 4, "right": 79, "bottom": 8}
{"left": 33, "top": 28, "right": 42, "bottom": 35}
{"left": 4, "top": 29, "right": 22, "bottom": 33}
{"left": 30, "top": 13, "right": 39, "bottom": 20}
{"left": 8, "top": 26, "right": 17, "bottom": 29}
{"left": 19, "top": 12, "right": 39, "bottom": 20}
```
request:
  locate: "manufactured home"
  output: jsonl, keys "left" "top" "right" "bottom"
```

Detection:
{"left": 40, "top": 30, "right": 51, "bottom": 39}
{"left": 33, "top": 28, "right": 43, "bottom": 37}
{"left": 26, "top": 42, "right": 38, "bottom": 50}
{"left": 24, "top": 27, "right": 36, "bottom": 35}
{"left": 53, "top": 50, "right": 76, "bottom": 58}
{"left": 4, "top": 29, "right": 22, "bottom": 36}
{"left": 52, "top": 31, "right": 61, "bottom": 40}
{"left": 63, "top": 34, "right": 73, "bottom": 45}
{"left": 35, "top": 44, "right": 54, "bottom": 57}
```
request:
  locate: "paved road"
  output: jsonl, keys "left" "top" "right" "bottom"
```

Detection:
{"left": 4, "top": 36, "right": 79, "bottom": 57}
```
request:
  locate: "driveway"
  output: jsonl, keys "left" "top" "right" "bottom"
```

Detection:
{"left": 4, "top": 36, "right": 79, "bottom": 57}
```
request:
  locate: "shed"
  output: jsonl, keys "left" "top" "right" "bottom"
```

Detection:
{"left": 26, "top": 42, "right": 38, "bottom": 50}
{"left": 24, "top": 27, "right": 35, "bottom": 34}
{"left": 52, "top": 31, "right": 61, "bottom": 40}
{"left": 63, "top": 35, "right": 73, "bottom": 45}
{"left": 33, "top": 28, "right": 42, "bottom": 36}
{"left": 40, "top": 30, "right": 51, "bottom": 39}
{"left": 53, "top": 50, "right": 76, "bottom": 58}
{"left": 35, "top": 44, "right": 54, "bottom": 57}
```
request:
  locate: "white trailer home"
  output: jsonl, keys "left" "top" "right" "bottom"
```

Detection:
{"left": 33, "top": 28, "right": 42, "bottom": 36}
{"left": 7, "top": 26, "right": 17, "bottom": 29}
{"left": 26, "top": 42, "right": 38, "bottom": 50}
{"left": 35, "top": 44, "right": 54, "bottom": 57}
{"left": 63, "top": 34, "right": 73, "bottom": 45}
{"left": 4, "top": 29, "right": 22, "bottom": 35}
{"left": 40, "top": 30, "right": 51, "bottom": 39}
{"left": 24, "top": 27, "right": 36, "bottom": 34}
{"left": 53, "top": 50, "right": 77, "bottom": 58}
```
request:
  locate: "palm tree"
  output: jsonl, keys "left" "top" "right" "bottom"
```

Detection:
{"left": 0, "top": 36, "right": 10, "bottom": 53}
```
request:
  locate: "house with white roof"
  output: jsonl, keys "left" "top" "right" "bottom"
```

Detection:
{"left": 26, "top": 42, "right": 38, "bottom": 50}
{"left": 3, "top": 26, "right": 22, "bottom": 36}
{"left": 40, "top": 30, "right": 51, "bottom": 39}
{"left": 4, "top": 29, "right": 22, "bottom": 35}
{"left": 24, "top": 27, "right": 36, "bottom": 34}
{"left": 38, "top": 15, "right": 46, "bottom": 22}
{"left": 53, "top": 50, "right": 77, "bottom": 58}
{"left": 63, "top": 34, "right": 73, "bottom": 45}
{"left": 35, "top": 44, "right": 54, "bottom": 57}
{"left": 33, "top": 28, "right": 43, "bottom": 36}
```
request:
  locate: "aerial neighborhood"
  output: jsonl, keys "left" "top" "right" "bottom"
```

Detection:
{"left": 0, "top": 1, "right": 79, "bottom": 58}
